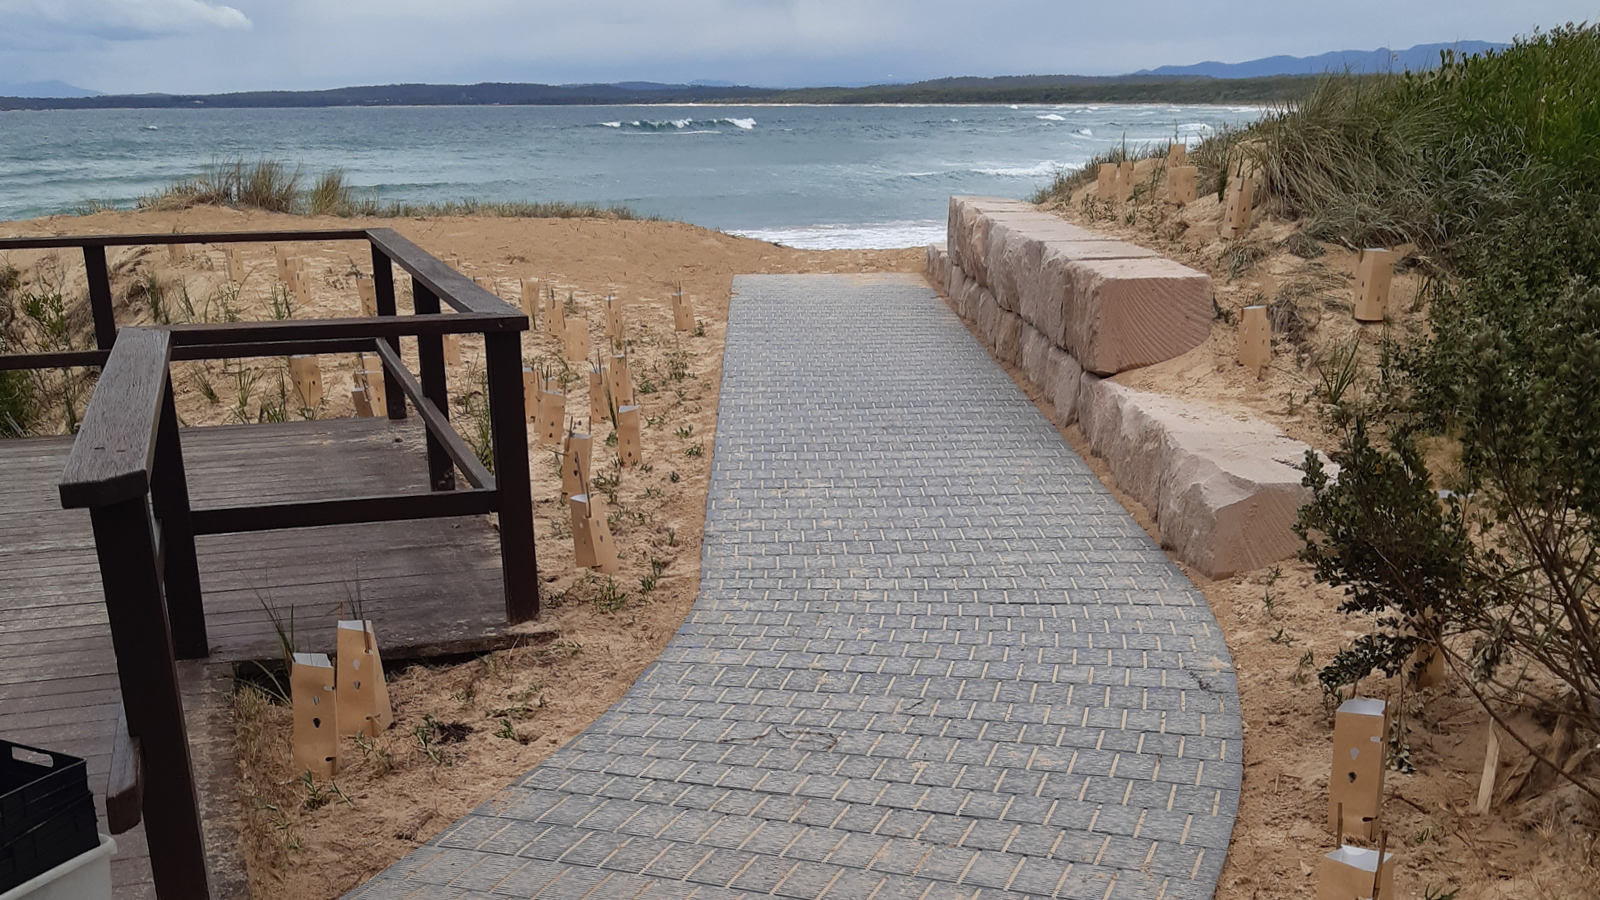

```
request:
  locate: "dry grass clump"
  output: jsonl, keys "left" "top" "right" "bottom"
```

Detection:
{"left": 141, "top": 158, "right": 648, "bottom": 221}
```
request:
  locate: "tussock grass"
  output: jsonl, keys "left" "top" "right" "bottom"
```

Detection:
{"left": 142, "top": 158, "right": 648, "bottom": 221}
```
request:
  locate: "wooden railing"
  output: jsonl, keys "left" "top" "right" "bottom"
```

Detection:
{"left": 3, "top": 228, "right": 540, "bottom": 899}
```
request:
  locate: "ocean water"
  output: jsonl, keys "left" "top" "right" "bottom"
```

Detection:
{"left": 0, "top": 104, "right": 1261, "bottom": 248}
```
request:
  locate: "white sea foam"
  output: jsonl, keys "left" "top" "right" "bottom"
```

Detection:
{"left": 731, "top": 219, "right": 946, "bottom": 250}
{"left": 973, "top": 161, "right": 1065, "bottom": 178}
{"left": 1077, "top": 128, "right": 1093, "bottom": 137}
{"left": 1035, "top": 113, "right": 1067, "bottom": 121}
{"left": 613, "top": 117, "right": 754, "bottom": 132}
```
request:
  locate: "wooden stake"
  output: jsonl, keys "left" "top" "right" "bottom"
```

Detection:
{"left": 1238, "top": 305, "right": 1271, "bottom": 378}
{"left": 672, "top": 289, "right": 695, "bottom": 332}
{"left": 564, "top": 317, "right": 590, "bottom": 362}
{"left": 225, "top": 246, "right": 245, "bottom": 283}
{"left": 1328, "top": 698, "right": 1388, "bottom": 840}
{"left": 1476, "top": 722, "right": 1501, "bottom": 813}
{"left": 288, "top": 355, "right": 323, "bottom": 411}
{"left": 1166, "top": 166, "right": 1199, "bottom": 205}
{"left": 617, "top": 405, "right": 641, "bottom": 466}
{"left": 1370, "top": 831, "right": 1388, "bottom": 900}
{"left": 335, "top": 620, "right": 391, "bottom": 738}
{"left": 1353, "top": 249, "right": 1397, "bottom": 323}
{"left": 356, "top": 274, "right": 378, "bottom": 317}
{"left": 291, "top": 653, "right": 339, "bottom": 777}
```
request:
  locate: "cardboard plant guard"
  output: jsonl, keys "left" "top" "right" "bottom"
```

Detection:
{"left": 569, "top": 494, "right": 619, "bottom": 574}
{"left": 361, "top": 361, "right": 388, "bottom": 412}
{"left": 335, "top": 620, "right": 391, "bottom": 738}
{"left": 1096, "top": 163, "right": 1118, "bottom": 201}
{"left": 519, "top": 277, "right": 539, "bottom": 321}
{"left": 522, "top": 368, "right": 540, "bottom": 424}
{"left": 1329, "top": 698, "right": 1389, "bottom": 839}
{"left": 352, "top": 385, "right": 373, "bottom": 418}
{"left": 1116, "top": 160, "right": 1136, "bottom": 202}
{"left": 1221, "top": 160, "right": 1255, "bottom": 239}
{"left": 1317, "top": 845, "right": 1396, "bottom": 900}
{"left": 288, "top": 355, "right": 323, "bottom": 411}
{"left": 225, "top": 246, "right": 245, "bottom": 283}
{"left": 561, "top": 432, "right": 592, "bottom": 499}
{"left": 590, "top": 365, "right": 610, "bottom": 427}
{"left": 538, "top": 383, "right": 565, "bottom": 446}
{"left": 291, "top": 653, "right": 340, "bottom": 777}
{"left": 564, "top": 317, "right": 590, "bottom": 362}
{"left": 608, "top": 353, "right": 634, "bottom": 408}
{"left": 1238, "top": 306, "right": 1271, "bottom": 378}
{"left": 1167, "top": 142, "right": 1188, "bottom": 167}
{"left": 1167, "top": 166, "right": 1199, "bottom": 205}
{"left": 673, "top": 289, "right": 695, "bottom": 332}
{"left": 617, "top": 405, "right": 642, "bottom": 466}
{"left": 543, "top": 285, "right": 565, "bottom": 339}
{"left": 356, "top": 274, "right": 378, "bottom": 317}
{"left": 1353, "top": 249, "right": 1398, "bottom": 323}
{"left": 603, "top": 294, "right": 624, "bottom": 342}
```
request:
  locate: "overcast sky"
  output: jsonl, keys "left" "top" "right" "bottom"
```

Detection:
{"left": 0, "top": 0, "right": 1594, "bottom": 94}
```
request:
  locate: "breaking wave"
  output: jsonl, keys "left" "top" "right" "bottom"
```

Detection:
{"left": 600, "top": 117, "right": 756, "bottom": 131}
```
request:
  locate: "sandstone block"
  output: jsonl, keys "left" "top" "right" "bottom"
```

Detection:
{"left": 1076, "top": 380, "right": 1325, "bottom": 578}
{"left": 977, "top": 290, "right": 1001, "bottom": 349}
{"left": 995, "top": 310, "right": 1024, "bottom": 366}
{"left": 1065, "top": 257, "right": 1212, "bottom": 375}
{"left": 1020, "top": 324, "right": 1052, "bottom": 387}
{"left": 1049, "top": 349, "right": 1084, "bottom": 425}
{"left": 946, "top": 261, "right": 966, "bottom": 303}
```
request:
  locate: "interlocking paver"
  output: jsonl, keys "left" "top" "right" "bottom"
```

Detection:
{"left": 347, "top": 274, "right": 1239, "bottom": 900}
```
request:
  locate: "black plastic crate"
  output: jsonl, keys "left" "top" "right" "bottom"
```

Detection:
{"left": 1, "top": 740, "right": 98, "bottom": 891}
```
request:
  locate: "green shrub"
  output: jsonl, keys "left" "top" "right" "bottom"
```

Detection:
{"left": 1289, "top": 26, "right": 1600, "bottom": 800}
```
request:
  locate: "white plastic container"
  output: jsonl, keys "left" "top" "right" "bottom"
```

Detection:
{"left": 0, "top": 834, "right": 115, "bottom": 900}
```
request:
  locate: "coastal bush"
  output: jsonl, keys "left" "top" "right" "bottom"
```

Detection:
{"left": 141, "top": 157, "right": 647, "bottom": 220}
{"left": 1282, "top": 25, "right": 1600, "bottom": 799}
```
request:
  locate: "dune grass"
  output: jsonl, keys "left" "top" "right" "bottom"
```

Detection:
{"left": 140, "top": 158, "right": 647, "bottom": 220}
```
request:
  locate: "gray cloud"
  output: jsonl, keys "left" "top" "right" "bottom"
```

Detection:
{"left": 1, "top": 0, "right": 1594, "bottom": 94}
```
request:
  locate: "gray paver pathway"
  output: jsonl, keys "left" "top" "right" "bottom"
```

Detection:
{"left": 347, "top": 274, "right": 1240, "bottom": 900}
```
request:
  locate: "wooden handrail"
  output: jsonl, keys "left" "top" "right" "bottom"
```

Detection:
{"left": 58, "top": 328, "right": 171, "bottom": 508}
{"left": 366, "top": 228, "right": 529, "bottom": 321}
{"left": 0, "top": 229, "right": 369, "bottom": 251}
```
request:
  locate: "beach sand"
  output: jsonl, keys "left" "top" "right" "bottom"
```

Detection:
{"left": 0, "top": 206, "right": 919, "bottom": 899}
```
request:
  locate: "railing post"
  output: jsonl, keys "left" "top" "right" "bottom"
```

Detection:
{"left": 89, "top": 496, "right": 211, "bottom": 900}
{"left": 82, "top": 245, "right": 118, "bottom": 349}
{"left": 484, "top": 331, "right": 538, "bottom": 622}
{"left": 152, "top": 374, "right": 207, "bottom": 659}
{"left": 369, "top": 242, "right": 406, "bottom": 420}
{"left": 410, "top": 278, "right": 455, "bottom": 492}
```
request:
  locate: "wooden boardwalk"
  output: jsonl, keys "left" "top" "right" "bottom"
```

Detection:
{"left": 0, "top": 417, "right": 513, "bottom": 898}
